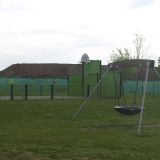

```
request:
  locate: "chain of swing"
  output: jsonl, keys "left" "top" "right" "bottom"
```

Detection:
{"left": 113, "top": 64, "right": 143, "bottom": 115}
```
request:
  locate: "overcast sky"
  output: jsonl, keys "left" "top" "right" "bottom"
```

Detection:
{"left": 0, "top": 0, "right": 160, "bottom": 70}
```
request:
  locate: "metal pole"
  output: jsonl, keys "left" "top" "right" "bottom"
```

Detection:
{"left": 82, "top": 63, "right": 84, "bottom": 96}
{"left": 153, "top": 68, "right": 160, "bottom": 96}
{"left": 138, "top": 61, "right": 150, "bottom": 135}
{"left": 10, "top": 84, "right": 13, "bottom": 101}
{"left": 51, "top": 84, "right": 54, "bottom": 100}
{"left": 25, "top": 84, "right": 28, "bottom": 100}
{"left": 72, "top": 65, "right": 112, "bottom": 120}
{"left": 113, "top": 68, "right": 120, "bottom": 106}
{"left": 153, "top": 68, "right": 160, "bottom": 80}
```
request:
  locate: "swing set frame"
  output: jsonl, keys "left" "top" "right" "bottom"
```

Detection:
{"left": 72, "top": 59, "right": 160, "bottom": 135}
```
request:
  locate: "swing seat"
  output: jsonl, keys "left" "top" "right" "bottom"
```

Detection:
{"left": 114, "top": 106, "right": 141, "bottom": 115}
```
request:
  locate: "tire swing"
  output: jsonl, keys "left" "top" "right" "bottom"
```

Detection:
{"left": 113, "top": 64, "right": 142, "bottom": 116}
{"left": 114, "top": 106, "right": 141, "bottom": 115}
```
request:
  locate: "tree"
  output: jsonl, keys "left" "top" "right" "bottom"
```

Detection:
{"left": 110, "top": 48, "right": 132, "bottom": 63}
{"left": 133, "top": 33, "right": 146, "bottom": 59}
{"left": 109, "top": 34, "right": 149, "bottom": 63}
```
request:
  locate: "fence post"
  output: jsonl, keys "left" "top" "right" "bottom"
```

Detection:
{"left": 152, "top": 81, "right": 155, "bottom": 97}
{"left": 119, "top": 72, "right": 122, "bottom": 98}
{"left": 87, "top": 85, "right": 90, "bottom": 97}
{"left": 25, "top": 84, "right": 28, "bottom": 100}
{"left": 82, "top": 84, "right": 84, "bottom": 96}
{"left": 10, "top": 84, "right": 13, "bottom": 101}
{"left": 67, "top": 75, "right": 70, "bottom": 96}
{"left": 40, "top": 85, "right": 43, "bottom": 96}
{"left": 51, "top": 84, "right": 54, "bottom": 99}
{"left": 68, "top": 84, "right": 69, "bottom": 96}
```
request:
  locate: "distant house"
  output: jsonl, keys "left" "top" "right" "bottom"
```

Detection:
{"left": 0, "top": 63, "right": 83, "bottom": 78}
{"left": 0, "top": 61, "right": 159, "bottom": 80}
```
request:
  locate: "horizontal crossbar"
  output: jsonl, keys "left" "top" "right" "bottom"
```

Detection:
{"left": 108, "top": 59, "right": 155, "bottom": 70}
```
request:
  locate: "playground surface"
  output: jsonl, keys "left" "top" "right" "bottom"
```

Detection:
{"left": 0, "top": 97, "right": 160, "bottom": 159}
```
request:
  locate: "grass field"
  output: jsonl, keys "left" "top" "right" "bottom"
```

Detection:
{"left": 0, "top": 96, "right": 160, "bottom": 159}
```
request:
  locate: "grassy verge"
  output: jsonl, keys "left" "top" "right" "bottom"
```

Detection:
{"left": 0, "top": 97, "right": 160, "bottom": 159}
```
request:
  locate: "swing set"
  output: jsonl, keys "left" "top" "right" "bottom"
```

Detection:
{"left": 113, "top": 62, "right": 144, "bottom": 116}
{"left": 72, "top": 59, "right": 160, "bottom": 135}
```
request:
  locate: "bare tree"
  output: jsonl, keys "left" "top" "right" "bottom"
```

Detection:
{"left": 133, "top": 33, "right": 149, "bottom": 59}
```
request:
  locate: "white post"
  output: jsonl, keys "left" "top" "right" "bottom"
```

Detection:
{"left": 137, "top": 61, "right": 150, "bottom": 135}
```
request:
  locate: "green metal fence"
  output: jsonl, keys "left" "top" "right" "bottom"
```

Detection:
{"left": 83, "top": 60, "right": 101, "bottom": 74}
{"left": 0, "top": 78, "right": 67, "bottom": 85}
{"left": 123, "top": 80, "right": 160, "bottom": 95}
{"left": 0, "top": 81, "right": 159, "bottom": 100}
{"left": 68, "top": 70, "right": 120, "bottom": 98}
{"left": 0, "top": 83, "right": 120, "bottom": 100}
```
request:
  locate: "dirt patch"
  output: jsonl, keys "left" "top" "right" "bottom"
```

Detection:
{"left": 85, "top": 123, "right": 160, "bottom": 129}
